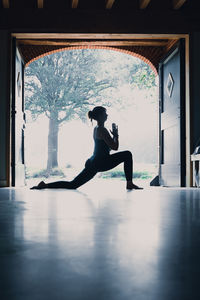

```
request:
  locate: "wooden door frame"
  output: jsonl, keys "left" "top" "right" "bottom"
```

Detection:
{"left": 9, "top": 33, "right": 191, "bottom": 187}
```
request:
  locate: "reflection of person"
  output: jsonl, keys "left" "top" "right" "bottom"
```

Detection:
{"left": 31, "top": 106, "right": 142, "bottom": 190}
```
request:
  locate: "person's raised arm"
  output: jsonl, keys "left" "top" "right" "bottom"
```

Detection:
{"left": 100, "top": 127, "right": 119, "bottom": 151}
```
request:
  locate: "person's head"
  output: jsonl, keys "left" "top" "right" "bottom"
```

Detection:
{"left": 88, "top": 106, "right": 108, "bottom": 123}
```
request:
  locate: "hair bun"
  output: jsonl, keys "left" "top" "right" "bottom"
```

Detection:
{"left": 88, "top": 110, "right": 93, "bottom": 120}
{"left": 88, "top": 106, "right": 106, "bottom": 122}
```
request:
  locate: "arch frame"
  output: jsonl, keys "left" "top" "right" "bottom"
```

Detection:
{"left": 26, "top": 45, "right": 158, "bottom": 75}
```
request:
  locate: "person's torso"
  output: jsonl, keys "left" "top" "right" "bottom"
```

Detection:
{"left": 93, "top": 138, "right": 110, "bottom": 157}
{"left": 93, "top": 126, "right": 110, "bottom": 157}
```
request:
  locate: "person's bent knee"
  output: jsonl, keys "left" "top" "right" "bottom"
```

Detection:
{"left": 124, "top": 150, "right": 132, "bottom": 159}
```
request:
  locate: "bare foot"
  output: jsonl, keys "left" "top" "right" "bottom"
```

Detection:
{"left": 30, "top": 181, "right": 46, "bottom": 190}
{"left": 126, "top": 182, "right": 143, "bottom": 190}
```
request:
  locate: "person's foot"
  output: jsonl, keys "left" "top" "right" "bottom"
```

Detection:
{"left": 30, "top": 181, "right": 46, "bottom": 190}
{"left": 126, "top": 182, "right": 143, "bottom": 190}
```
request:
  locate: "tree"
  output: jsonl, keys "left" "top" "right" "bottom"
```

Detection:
{"left": 93, "top": 52, "right": 157, "bottom": 108}
{"left": 25, "top": 49, "right": 112, "bottom": 174}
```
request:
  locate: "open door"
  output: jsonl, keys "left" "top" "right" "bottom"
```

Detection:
{"left": 11, "top": 40, "right": 26, "bottom": 186}
{"left": 159, "top": 40, "right": 186, "bottom": 187}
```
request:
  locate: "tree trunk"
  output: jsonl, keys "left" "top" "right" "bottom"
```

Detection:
{"left": 47, "top": 111, "right": 59, "bottom": 174}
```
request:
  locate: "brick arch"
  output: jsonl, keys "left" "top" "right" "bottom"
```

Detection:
{"left": 25, "top": 45, "right": 158, "bottom": 75}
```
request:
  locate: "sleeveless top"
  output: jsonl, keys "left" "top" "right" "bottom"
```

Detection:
{"left": 93, "top": 138, "right": 110, "bottom": 158}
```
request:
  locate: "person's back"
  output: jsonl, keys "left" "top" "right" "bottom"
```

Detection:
{"left": 93, "top": 138, "right": 110, "bottom": 157}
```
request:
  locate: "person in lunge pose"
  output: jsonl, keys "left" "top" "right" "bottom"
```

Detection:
{"left": 31, "top": 106, "right": 142, "bottom": 190}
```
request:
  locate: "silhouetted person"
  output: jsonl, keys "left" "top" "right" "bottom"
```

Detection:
{"left": 31, "top": 106, "right": 142, "bottom": 190}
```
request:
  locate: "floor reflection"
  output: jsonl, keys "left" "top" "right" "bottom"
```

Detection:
{"left": 1, "top": 185, "right": 200, "bottom": 299}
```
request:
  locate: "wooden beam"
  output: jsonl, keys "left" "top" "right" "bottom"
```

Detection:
{"left": 165, "top": 39, "right": 179, "bottom": 52}
{"left": 12, "top": 33, "right": 187, "bottom": 40}
{"left": 2, "top": 0, "right": 9, "bottom": 8}
{"left": 37, "top": 0, "right": 44, "bottom": 9}
{"left": 72, "top": 0, "right": 79, "bottom": 9}
{"left": 172, "top": 0, "right": 187, "bottom": 9}
{"left": 139, "top": 0, "right": 151, "bottom": 9}
{"left": 17, "top": 39, "right": 168, "bottom": 47}
{"left": 106, "top": 0, "right": 115, "bottom": 9}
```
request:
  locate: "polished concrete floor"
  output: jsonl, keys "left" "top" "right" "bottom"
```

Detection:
{"left": 1, "top": 179, "right": 200, "bottom": 300}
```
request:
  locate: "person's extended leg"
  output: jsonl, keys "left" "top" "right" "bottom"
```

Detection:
{"left": 69, "top": 166, "right": 97, "bottom": 189}
{"left": 31, "top": 159, "right": 97, "bottom": 189}
{"left": 97, "top": 151, "right": 142, "bottom": 190}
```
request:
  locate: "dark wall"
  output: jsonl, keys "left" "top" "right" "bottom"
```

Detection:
{"left": 0, "top": 31, "right": 10, "bottom": 186}
{"left": 0, "top": 9, "right": 200, "bottom": 33}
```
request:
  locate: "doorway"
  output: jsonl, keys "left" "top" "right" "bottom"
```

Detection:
{"left": 11, "top": 33, "right": 190, "bottom": 187}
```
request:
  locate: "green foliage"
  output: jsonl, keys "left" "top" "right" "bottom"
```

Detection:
{"left": 133, "top": 171, "right": 152, "bottom": 179}
{"left": 100, "top": 170, "right": 152, "bottom": 180}
{"left": 129, "top": 61, "right": 156, "bottom": 89}
{"left": 66, "top": 163, "right": 72, "bottom": 168}
{"left": 26, "top": 167, "right": 65, "bottom": 178}
{"left": 103, "top": 170, "right": 125, "bottom": 179}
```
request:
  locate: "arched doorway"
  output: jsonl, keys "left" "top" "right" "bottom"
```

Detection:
{"left": 11, "top": 35, "right": 187, "bottom": 187}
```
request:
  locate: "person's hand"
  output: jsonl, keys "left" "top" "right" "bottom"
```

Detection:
{"left": 110, "top": 123, "right": 119, "bottom": 137}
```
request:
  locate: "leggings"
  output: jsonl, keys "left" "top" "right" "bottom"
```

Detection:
{"left": 45, "top": 150, "right": 133, "bottom": 189}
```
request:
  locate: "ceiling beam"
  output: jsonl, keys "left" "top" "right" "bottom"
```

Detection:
{"left": 165, "top": 39, "right": 179, "bottom": 52}
{"left": 13, "top": 33, "right": 187, "bottom": 40}
{"left": 106, "top": 0, "right": 115, "bottom": 9}
{"left": 172, "top": 0, "right": 187, "bottom": 9}
{"left": 139, "top": 0, "right": 151, "bottom": 9}
{"left": 2, "top": 0, "right": 9, "bottom": 8}
{"left": 17, "top": 39, "right": 168, "bottom": 47}
{"left": 37, "top": 0, "right": 44, "bottom": 9}
{"left": 72, "top": 0, "right": 79, "bottom": 9}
